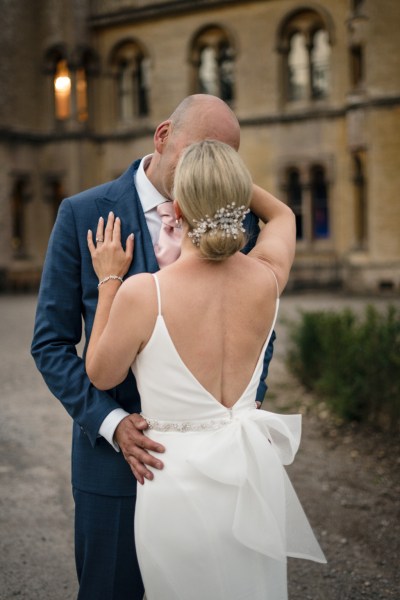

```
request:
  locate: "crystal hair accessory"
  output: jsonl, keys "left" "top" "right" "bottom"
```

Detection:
{"left": 188, "top": 203, "right": 250, "bottom": 247}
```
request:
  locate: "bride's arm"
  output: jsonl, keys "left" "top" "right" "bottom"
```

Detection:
{"left": 86, "top": 212, "right": 165, "bottom": 484}
{"left": 248, "top": 184, "right": 296, "bottom": 295}
{"left": 86, "top": 275, "right": 154, "bottom": 390}
{"left": 85, "top": 211, "right": 142, "bottom": 389}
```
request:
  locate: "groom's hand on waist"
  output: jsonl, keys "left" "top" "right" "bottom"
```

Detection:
{"left": 114, "top": 414, "right": 165, "bottom": 485}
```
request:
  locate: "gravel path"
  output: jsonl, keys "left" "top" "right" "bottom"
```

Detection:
{"left": 0, "top": 292, "right": 398, "bottom": 600}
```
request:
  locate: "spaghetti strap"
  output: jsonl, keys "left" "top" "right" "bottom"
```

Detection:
{"left": 152, "top": 273, "right": 162, "bottom": 316}
{"left": 265, "top": 266, "right": 280, "bottom": 299}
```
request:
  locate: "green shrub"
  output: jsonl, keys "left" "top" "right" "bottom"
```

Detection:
{"left": 287, "top": 305, "right": 400, "bottom": 429}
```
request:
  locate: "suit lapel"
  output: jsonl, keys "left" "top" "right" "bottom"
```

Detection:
{"left": 95, "top": 160, "right": 160, "bottom": 275}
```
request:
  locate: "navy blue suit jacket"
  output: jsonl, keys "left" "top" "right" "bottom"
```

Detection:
{"left": 31, "top": 159, "right": 273, "bottom": 496}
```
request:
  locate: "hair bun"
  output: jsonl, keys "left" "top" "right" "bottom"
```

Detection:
{"left": 198, "top": 229, "right": 246, "bottom": 261}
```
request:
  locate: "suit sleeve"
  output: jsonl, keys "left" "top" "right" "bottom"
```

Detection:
{"left": 242, "top": 211, "right": 276, "bottom": 403}
{"left": 31, "top": 198, "right": 121, "bottom": 446}
{"left": 255, "top": 330, "right": 276, "bottom": 402}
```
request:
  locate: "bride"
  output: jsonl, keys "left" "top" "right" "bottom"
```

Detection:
{"left": 86, "top": 139, "right": 326, "bottom": 599}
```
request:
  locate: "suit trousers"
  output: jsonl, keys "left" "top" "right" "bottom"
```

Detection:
{"left": 73, "top": 488, "right": 144, "bottom": 600}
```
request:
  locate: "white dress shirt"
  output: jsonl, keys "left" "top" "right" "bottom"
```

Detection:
{"left": 99, "top": 154, "right": 167, "bottom": 451}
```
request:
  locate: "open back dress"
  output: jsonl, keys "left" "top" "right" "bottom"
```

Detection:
{"left": 132, "top": 274, "right": 326, "bottom": 600}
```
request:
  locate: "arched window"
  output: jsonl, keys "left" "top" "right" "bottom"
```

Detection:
{"left": 110, "top": 40, "right": 150, "bottom": 122}
{"left": 278, "top": 8, "right": 333, "bottom": 103}
{"left": 190, "top": 26, "right": 235, "bottom": 104}
{"left": 44, "top": 44, "right": 97, "bottom": 123}
{"left": 310, "top": 165, "right": 329, "bottom": 239}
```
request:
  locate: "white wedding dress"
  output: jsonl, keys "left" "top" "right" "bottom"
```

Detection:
{"left": 133, "top": 274, "right": 326, "bottom": 600}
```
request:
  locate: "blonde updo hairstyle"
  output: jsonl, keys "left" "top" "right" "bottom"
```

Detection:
{"left": 173, "top": 140, "right": 253, "bottom": 261}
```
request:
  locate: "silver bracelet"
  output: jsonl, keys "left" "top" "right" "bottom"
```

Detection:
{"left": 98, "top": 275, "right": 123, "bottom": 288}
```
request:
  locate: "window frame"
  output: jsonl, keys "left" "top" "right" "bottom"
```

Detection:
{"left": 189, "top": 24, "right": 236, "bottom": 106}
{"left": 281, "top": 160, "right": 333, "bottom": 250}
{"left": 43, "top": 44, "right": 98, "bottom": 126}
{"left": 277, "top": 7, "right": 334, "bottom": 106}
{"left": 109, "top": 38, "right": 151, "bottom": 124}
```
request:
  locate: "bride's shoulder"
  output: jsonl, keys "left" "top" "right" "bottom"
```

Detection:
{"left": 123, "top": 271, "right": 154, "bottom": 287}
{"left": 114, "top": 273, "right": 159, "bottom": 323}
{"left": 118, "top": 272, "right": 156, "bottom": 302}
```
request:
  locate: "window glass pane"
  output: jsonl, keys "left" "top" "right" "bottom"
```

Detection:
{"left": 76, "top": 68, "right": 88, "bottom": 122}
{"left": 311, "top": 166, "right": 329, "bottom": 238}
{"left": 11, "top": 181, "right": 24, "bottom": 251}
{"left": 311, "top": 30, "right": 330, "bottom": 99}
{"left": 287, "top": 169, "right": 303, "bottom": 239}
{"left": 54, "top": 60, "right": 71, "bottom": 120}
{"left": 11, "top": 178, "right": 30, "bottom": 256}
{"left": 288, "top": 33, "right": 309, "bottom": 101}
{"left": 50, "top": 179, "right": 64, "bottom": 222}
{"left": 219, "top": 43, "right": 235, "bottom": 103}
{"left": 199, "top": 46, "right": 219, "bottom": 96}
{"left": 137, "top": 56, "right": 150, "bottom": 116}
{"left": 353, "top": 154, "right": 367, "bottom": 246}
{"left": 350, "top": 45, "right": 364, "bottom": 88}
{"left": 118, "top": 61, "right": 134, "bottom": 121}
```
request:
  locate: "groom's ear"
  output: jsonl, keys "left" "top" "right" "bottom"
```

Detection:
{"left": 154, "top": 120, "right": 172, "bottom": 154}
{"left": 173, "top": 200, "right": 183, "bottom": 220}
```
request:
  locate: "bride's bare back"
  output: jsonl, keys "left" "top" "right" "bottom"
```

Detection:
{"left": 140, "top": 253, "right": 278, "bottom": 408}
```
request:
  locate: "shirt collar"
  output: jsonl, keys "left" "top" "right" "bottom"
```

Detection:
{"left": 135, "top": 154, "right": 167, "bottom": 212}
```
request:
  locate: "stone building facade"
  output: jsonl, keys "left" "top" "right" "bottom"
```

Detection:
{"left": 0, "top": 0, "right": 399, "bottom": 293}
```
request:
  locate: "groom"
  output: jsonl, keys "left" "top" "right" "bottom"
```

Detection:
{"left": 31, "top": 94, "right": 275, "bottom": 600}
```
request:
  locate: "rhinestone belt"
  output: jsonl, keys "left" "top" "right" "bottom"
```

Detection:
{"left": 141, "top": 414, "right": 232, "bottom": 433}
